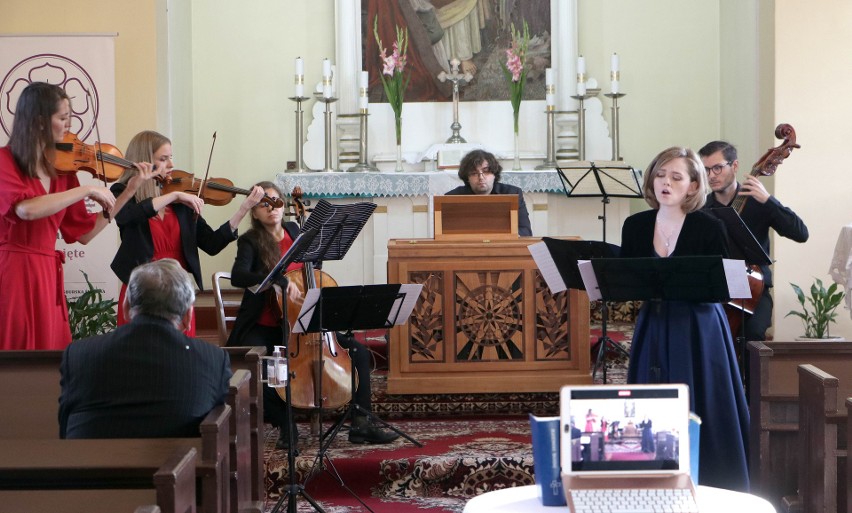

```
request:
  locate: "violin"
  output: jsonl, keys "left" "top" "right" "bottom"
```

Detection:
{"left": 724, "top": 123, "right": 800, "bottom": 340}
{"left": 159, "top": 169, "right": 284, "bottom": 209}
{"left": 276, "top": 187, "right": 353, "bottom": 411}
{"left": 53, "top": 132, "right": 138, "bottom": 182}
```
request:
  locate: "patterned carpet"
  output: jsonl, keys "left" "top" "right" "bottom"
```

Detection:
{"left": 264, "top": 315, "right": 634, "bottom": 512}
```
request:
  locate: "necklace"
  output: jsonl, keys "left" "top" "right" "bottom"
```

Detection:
{"left": 656, "top": 219, "right": 683, "bottom": 251}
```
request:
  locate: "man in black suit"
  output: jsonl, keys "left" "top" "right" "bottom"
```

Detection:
{"left": 59, "top": 258, "right": 231, "bottom": 439}
{"left": 445, "top": 149, "right": 532, "bottom": 236}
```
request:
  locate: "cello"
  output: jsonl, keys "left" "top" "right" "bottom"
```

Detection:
{"left": 276, "top": 188, "right": 353, "bottom": 412}
{"left": 724, "top": 123, "right": 800, "bottom": 338}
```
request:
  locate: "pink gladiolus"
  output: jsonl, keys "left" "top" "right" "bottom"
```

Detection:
{"left": 506, "top": 49, "right": 522, "bottom": 82}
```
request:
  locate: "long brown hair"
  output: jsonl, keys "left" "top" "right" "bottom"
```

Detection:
{"left": 243, "top": 181, "right": 286, "bottom": 272}
{"left": 8, "top": 82, "right": 69, "bottom": 179}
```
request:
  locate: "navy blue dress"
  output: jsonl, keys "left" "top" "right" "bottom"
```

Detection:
{"left": 620, "top": 209, "right": 750, "bottom": 492}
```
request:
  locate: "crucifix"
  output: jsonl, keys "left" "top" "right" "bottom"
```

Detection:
{"left": 438, "top": 59, "right": 473, "bottom": 144}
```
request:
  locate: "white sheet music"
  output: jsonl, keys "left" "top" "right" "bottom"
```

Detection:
{"left": 391, "top": 284, "right": 424, "bottom": 325}
{"left": 723, "top": 258, "right": 751, "bottom": 299}
{"left": 577, "top": 260, "right": 602, "bottom": 301}
{"left": 528, "top": 242, "right": 567, "bottom": 293}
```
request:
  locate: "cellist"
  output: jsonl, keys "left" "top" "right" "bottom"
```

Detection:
{"left": 700, "top": 140, "right": 809, "bottom": 342}
{"left": 226, "top": 181, "right": 398, "bottom": 450}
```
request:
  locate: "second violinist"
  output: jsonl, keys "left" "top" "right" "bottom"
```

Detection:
{"left": 110, "top": 130, "right": 264, "bottom": 335}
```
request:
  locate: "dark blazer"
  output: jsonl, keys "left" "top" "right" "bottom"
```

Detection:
{"left": 704, "top": 188, "right": 808, "bottom": 287}
{"left": 620, "top": 209, "right": 729, "bottom": 259}
{"left": 59, "top": 314, "right": 231, "bottom": 439}
{"left": 110, "top": 182, "right": 238, "bottom": 289}
{"left": 227, "top": 222, "right": 301, "bottom": 346}
{"left": 445, "top": 181, "right": 533, "bottom": 236}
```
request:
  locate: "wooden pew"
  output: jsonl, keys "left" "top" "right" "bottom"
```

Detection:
{"left": 0, "top": 442, "right": 197, "bottom": 513}
{"left": 788, "top": 364, "right": 848, "bottom": 513}
{"left": 223, "top": 346, "right": 266, "bottom": 503}
{"left": 227, "top": 369, "right": 262, "bottom": 513}
{"left": 747, "top": 340, "right": 852, "bottom": 509}
{"left": 0, "top": 350, "right": 231, "bottom": 513}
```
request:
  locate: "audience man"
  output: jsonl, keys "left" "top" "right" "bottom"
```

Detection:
{"left": 59, "top": 258, "right": 231, "bottom": 439}
{"left": 445, "top": 149, "right": 532, "bottom": 236}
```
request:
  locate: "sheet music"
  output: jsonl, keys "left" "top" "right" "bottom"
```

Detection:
{"left": 723, "top": 258, "right": 751, "bottom": 299}
{"left": 528, "top": 242, "right": 567, "bottom": 293}
{"left": 577, "top": 260, "right": 602, "bottom": 301}
{"left": 292, "top": 288, "right": 320, "bottom": 333}
{"left": 391, "top": 284, "right": 424, "bottom": 325}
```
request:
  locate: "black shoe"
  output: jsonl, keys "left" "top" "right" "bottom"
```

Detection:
{"left": 348, "top": 422, "right": 400, "bottom": 444}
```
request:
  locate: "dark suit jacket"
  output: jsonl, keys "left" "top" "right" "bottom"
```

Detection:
{"left": 59, "top": 314, "right": 232, "bottom": 439}
{"left": 445, "top": 181, "right": 533, "bottom": 236}
{"left": 110, "top": 182, "right": 238, "bottom": 289}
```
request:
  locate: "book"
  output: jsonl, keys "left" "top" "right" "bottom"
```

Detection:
{"left": 529, "top": 414, "right": 566, "bottom": 506}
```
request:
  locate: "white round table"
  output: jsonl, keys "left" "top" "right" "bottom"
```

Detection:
{"left": 462, "top": 484, "right": 776, "bottom": 512}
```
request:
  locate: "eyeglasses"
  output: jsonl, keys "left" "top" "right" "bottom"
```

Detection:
{"left": 469, "top": 168, "right": 494, "bottom": 178}
{"left": 705, "top": 162, "right": 731, "bottom": 175}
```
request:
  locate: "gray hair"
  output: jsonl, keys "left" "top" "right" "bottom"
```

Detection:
{"left": 126, "top": 259, "right": 196, "bottom": 324}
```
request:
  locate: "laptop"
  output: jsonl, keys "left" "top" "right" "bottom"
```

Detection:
{"left": 559, "top": 384, "right": 697, "bottom": 513}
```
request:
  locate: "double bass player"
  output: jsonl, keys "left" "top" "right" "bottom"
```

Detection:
{"left": 700, "top": 139, "right": 809, "bottom": 343}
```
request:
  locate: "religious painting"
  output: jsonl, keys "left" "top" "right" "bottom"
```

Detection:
{"left": 363, "top": 0, "right": 551, "bottom": 103}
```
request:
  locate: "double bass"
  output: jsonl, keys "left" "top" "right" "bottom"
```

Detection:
{"left": 724, "top": 123, "right": 800, "bottom": 339}
{"left": 276, "top": 188, "right": 353, "bottom": 411}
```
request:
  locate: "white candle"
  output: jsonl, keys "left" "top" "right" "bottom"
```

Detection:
{"left": 610, "top": 53, "right": 620, "bottom": 94}
{"left": 322, "top": 58, "right": 332, "bottom": 98}
{"left": 295, "top": 57, "right": 304, "bottom": 97}
{"left": 545, "top": 68, "right": 555, "bottom": 107}
{"left": 576, "top": 56, "right": 586, "bottom": 96}
{"left": 577, "top": 56, "right": 585, "bottom": 74}
{"left": 359, "top": 70, "right": 369, "bottom": 110}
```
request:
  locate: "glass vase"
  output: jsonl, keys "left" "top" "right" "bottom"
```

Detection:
{"left": 395, "top": 144, "right": 404, "bottom": 172}
{"left": 513, "top": 131, "right": 522, "bottom": 171}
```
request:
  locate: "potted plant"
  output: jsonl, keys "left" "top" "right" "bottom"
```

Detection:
{"left": 785, "top": 278, "right": 846, "bottom": 340}
{"left": 67, "top": 271, "right": 118, "bottom": 340}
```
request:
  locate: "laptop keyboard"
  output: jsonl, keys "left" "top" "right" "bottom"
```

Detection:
{"left": 569, "top": 488, "right": 699, "bottom": 513}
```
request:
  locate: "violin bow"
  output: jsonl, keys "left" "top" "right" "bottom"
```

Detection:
{"left": 198, "top": 131, "right": 217, "bottom": 202}
{"left": 87, "top": 89, "right": 111, "bottom": 221}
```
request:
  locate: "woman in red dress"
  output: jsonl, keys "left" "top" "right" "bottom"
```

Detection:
{"left": 110, "top": 130, "right": 264, "bottom": 335}
{"left": 0, "top": 82, "right": 154, "bottom": 350}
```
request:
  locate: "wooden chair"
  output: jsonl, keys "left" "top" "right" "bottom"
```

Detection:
{"left": 212, "top": 271, "right": 240, "bottom": 346}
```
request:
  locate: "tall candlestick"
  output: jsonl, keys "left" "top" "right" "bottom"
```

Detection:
{"left": 545, "top": 68, "right": 555, "bottom": 107}
{"left": 322, "top": 58, "right": 332, "bottom": 98}
{"left": 610, "top": 53, "right": 620, "bottom": 94}
{"left": 295, "top": 57, "right": 304, "bottom": 98}
{"left": 576, "top": 55, "right": 586, "bottom": 96}
{"left": 359, "top": 70, "right": 369, "bottom": 111}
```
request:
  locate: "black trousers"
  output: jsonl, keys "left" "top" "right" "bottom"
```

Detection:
{"left": 239, "top": 324, "right": 372, "bottom": 430}
{"left": 743, "top": 288, "right": 773, "bottom": 342}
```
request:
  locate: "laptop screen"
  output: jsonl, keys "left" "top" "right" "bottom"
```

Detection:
{"left": 559, "top": 384, "right": 690, "bottom": 475}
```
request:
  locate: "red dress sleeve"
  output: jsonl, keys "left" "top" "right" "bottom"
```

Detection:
{"left": 56, "top": 173, "right": 97, "bottom": 244}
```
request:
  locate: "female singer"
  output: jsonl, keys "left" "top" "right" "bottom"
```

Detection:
{"left": 227, "top": 181, "right": 398, "bottom": 449}
{"left": 110, "top": 130, "right": 264, "bottom": 335}
{"left": 0, "top": 82, "right": 153, "bottom": 350}
{"left": 619, "top": 146, "right": 749, "bottom": 492}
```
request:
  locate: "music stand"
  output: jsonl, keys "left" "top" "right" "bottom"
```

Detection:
{"left": 269, "top": 199, "right": 376, "bottom": 513}
{"left": 583, "top": 256, "right": 750, "bottom": 384}
{"left": 252, "top": 227, "right": 324, "bottom": 513}
{"left": 530, "top": 238, "right": 623, "bottom": 383}
{"left": 555, "top": 162, "right": 642, "bottom": 382}
{"left": 293, "top": 284, "right": 424, "bottom": 450}
{"left": 707, "top": 206, "right": 772, "bottom": 385}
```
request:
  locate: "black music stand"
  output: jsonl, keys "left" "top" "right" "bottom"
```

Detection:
{"left": 292, "top": 284, "right": 423, "bottom": 450}
{"left": 555, "top": 162, "right": 642, "bottom": 380}
{"left": 584, "top": 256, "right": 749, "bottom": 384}
{"left": 269, "top": 199, "right": 376, "bottom": 513}
{"left": 253, "top": 227, "right": 324, "bottom": 513}
{"left": 707, "top": 206, "right": 772, "bottom": 385}
{"left": 536, "top": 238, "right": 624, "bottom": 383}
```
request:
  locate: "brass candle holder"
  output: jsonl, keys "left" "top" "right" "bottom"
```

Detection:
{"left": 535, "top": 105, "right": 558, "bottom": 170}
{"left": 604, "top": 92, "right": 626, "bottom": 161}
{"left": 347, "top": 110, "right": 379, "bottom": 172}
{"left": 287, "top": 96, "right": 313, "bottom": 173}
{"left": 314, "top": 95, "right": 339, "bottom": 173}
{"left": 569, "top": 92, "right": 595, "bottom": 160}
